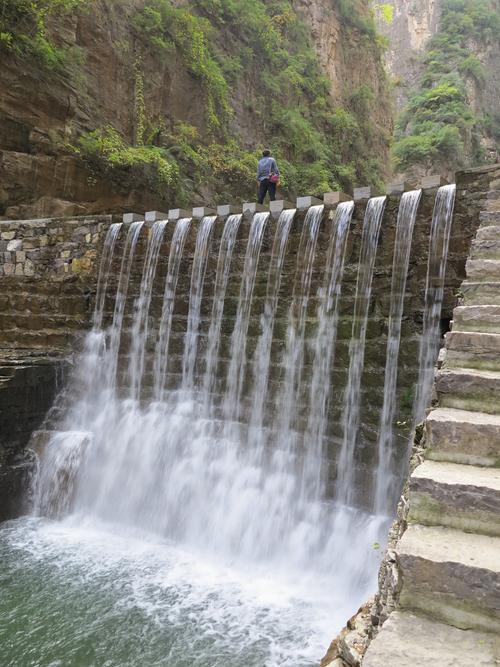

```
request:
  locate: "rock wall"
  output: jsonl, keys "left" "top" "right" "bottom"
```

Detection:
{"left": 0, "top": 0, "right": 392, "bottom": 220}
{"left": 0, "top": 215, "right": 109, "bottom": 520}
{"left": 373, "top": 0, "right": 440, "bottom": 113}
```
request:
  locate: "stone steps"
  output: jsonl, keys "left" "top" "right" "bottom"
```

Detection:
{"left": 479, "top": 211, "right": 500, "bottom": 227}
{"left": 445, "top": 330, "right": 500, "bottom": 370}
{"left": 471, "top": 226, "right": 500, "bottom": 260}
{"left": 461, "top": 281, "right": 500, "bottom": 305}
{"left": 426, "top": 407, "right": 500, "bottom": 467}
{"left": 436, "top": 367, "right": 500, "bottom": 414}
{"left": 408, "top": 460, "right": 500, "bottom": 536}
{"left": 453, "top": 305, "right": 500, "bottom": 333}
{"left": 363, "top": 610, "right": 500, "bottom": 667}
{"left": 397, "top": 524, "right": 500, "bottom": 633}
{"left": 466, "top": 259, "right": 500, "bottom": 282}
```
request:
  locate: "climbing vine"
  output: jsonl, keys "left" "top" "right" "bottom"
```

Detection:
{"left": 0, "top": 0, "right": 92, "bottom": 68}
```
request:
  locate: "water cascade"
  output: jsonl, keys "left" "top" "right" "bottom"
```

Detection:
{"left": 335, "top": 197, "right": 387, "bottom": 508}
{"left": 93, "top": 222, "right": 122, "bottom": 329}
{"left": 374, "top": 190, "right": 422, "bottom": 515}
{"left": 413, "top": 184, "right": 457, "bottom": 424}
{"left": 153, "top": 217, "right": 192, "bottom": 399}
{"left": 302, "top": 202, "right": 353, "bottom": 500}
{"left": 223, "top": 212, "right": 269, "bottom": 423}
{"left": 276, "top": 204, "right": 324, "bottom": 442}
{"left": 182, "top": 216, "right": 217, "bottom": 391}
{"left": 104, "top": 220, "right": 144, "bottom": 392}
{"left": 203, "top": 214, "right": 243, "bottom": 406}
{"left": 1, "top": 191, "right": 461, "bottom": 667}
{"left": 129, "top": 220, "right": 168, "bottom": 400}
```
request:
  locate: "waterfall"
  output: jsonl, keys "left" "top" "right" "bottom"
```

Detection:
{"left": 93, "top": 222, "right": 122, "bottom": 329}
{"left": 128, "top": 220, "right": 168, "bottom": 400}
{"left": 202, "top": 214, "right": 242, "bottom": 406}
{"left": 249, "top": 208, "right": 296, "bottom": 436}
{"left": 374, "top": 190, "right": 422, "bottom": 516}
{"left": 335, "top": 197, "right": 387, "bottom": 508}
{"left": 222, "top": 212, "right": 269, "bottom": 423}
{"left": 413, "top": 184, "right": 456, "bottom": 424}
{"left": 104, "top": 220, "right": 144, "bottom": 392}
{"left": 24, "top": 191, "right": 461, "bottom": 666}
{"left": 153, "top": 217, "right": 192, "bottom": 399}
{"left": 276, "top": 204, "right": 324, "bottom": 442}
{"left": 182, "top": 216, "right": 217, "bottom": 391}
{"left": 302, "top": 201, "right": 353, "bottom": 500}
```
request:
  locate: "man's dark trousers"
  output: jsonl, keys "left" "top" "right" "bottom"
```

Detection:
{"left": 258, "top": 179, "right": 276, "bottom": 204}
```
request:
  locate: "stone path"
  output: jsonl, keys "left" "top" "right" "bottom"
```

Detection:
{"left": 363, "top": 185, "right": 500, "bottom": 665}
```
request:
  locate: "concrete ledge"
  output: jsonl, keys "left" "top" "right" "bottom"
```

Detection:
{"left": 269, "top": 200, "right": 296, "bottom": 217}
{"left": 353, "top": 186, "right": 372, "bottom": 200}
{"left": 145, "top": 211, "right": 168, "bottom": 222}
{"left": 192, "top": 206, "right": 216, "bottom": 218}
{"left": 168, "top": 208, "right": 192, "bottom": 220}
{"left": 122, "top": 213, "right": 143, "bottom": 223}
{"left": 242, "top": 202, "right": 266, "bottom": 215}
{"left": 217, "top": 204, "right": 241, "bottom": 217}
{"left": 296, "top": 195, "right": 323, "bottom": 209}
{"left": 386, "top": 181, "right": 407, "bottom": 196}
{"left": 421, "top": 175, "right": 449, "bottom": 189}
{"left": 323, "top": 191, "right": 352, "bottom": 206}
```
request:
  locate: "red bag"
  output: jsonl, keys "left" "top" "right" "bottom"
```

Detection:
{"left": 269, "top": 173, "right": 279, "bottom": 184}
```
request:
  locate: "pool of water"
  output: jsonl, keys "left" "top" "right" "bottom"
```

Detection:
{"left": 0, "top": 516, "right": 362, "bottom": 667}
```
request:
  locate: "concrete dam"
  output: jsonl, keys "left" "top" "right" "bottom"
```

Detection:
{"left": 0, "top": 165, "right": 499, "bottom": 666}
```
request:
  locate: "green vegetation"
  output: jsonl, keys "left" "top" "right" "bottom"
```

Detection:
{"left": 0, "top": 0, "right": 90, "bottom": 68}
{"left": 1, "top": 0, "right": 390, "bottom": 204}
{"left": 79, "top": 0, "right": 388, "bottom": 204}
{"left": 70, "top": 126, "right": 180, "bottom": 196}
{"left": 393, "top": 0, "right": 500, "bottom": 173}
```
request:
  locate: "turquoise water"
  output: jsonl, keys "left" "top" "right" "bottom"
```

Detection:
{"left": 0, "top": 517, "right": 341, "bottom": 667}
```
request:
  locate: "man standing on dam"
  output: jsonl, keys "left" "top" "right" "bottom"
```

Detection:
{"left": 257, "top": 149, "right": 280, "bottom": 204}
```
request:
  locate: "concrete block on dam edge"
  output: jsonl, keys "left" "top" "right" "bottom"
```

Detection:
{"left": 269, "top": 200, "right": 296, "bottom": 217}
{"left": 145, "top": 211, "right": 168, "bottom": 222}
{"left": 323, "top": 191, "right": 352, "bottom": 206}
{"left": 122, "top": 213, "right": 143, "bottom": 223}
{"left": 296, "top": 195, "right": 323, "bottom": 209}
{"left": 242, "top": 202, "right": 267, "bottom": 215}
{"left": 168, "top": 208, "right": 192, "bottom": 220}
{"left": 192, "top": 207, "right": 216, "bottom": 218}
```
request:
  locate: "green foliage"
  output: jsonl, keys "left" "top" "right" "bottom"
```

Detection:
{"left": 336, "top": 0, "right": 378, "bottom": 37}
{"left": 72, "top": 0, "right": 389, "bottom": 204}
{"left": 133, "top": 0, "right": 231, "bottom": 131}
{"left": 394, "top": 0, "right": 500, "bottom": 172}
{"left": 0, "top": 0, "right": 90, "bottom": 68}
{"left": 73, "top": 126, "right": 179, "bottom": 194}
{"left": 374, "top": 3, "right": 394, "bottom": 24}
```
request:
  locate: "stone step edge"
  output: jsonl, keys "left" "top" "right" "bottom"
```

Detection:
{"left": 408, "top": 460, "right": 500, "bottom": 537}
{"left": 397, "top": 524, "right": 500, "bottom": 634}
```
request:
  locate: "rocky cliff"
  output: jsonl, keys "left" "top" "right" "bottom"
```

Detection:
{"left": 0, "top": 0, "right": 392, "bottom": 220}
{"left": 373, "top": 0, "right": 500, "bottom": 179}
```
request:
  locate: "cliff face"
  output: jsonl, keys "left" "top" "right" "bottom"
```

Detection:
{"left": 374, "top": 0, "right": 500, "bottom": 179}
{"left": 0, "top": 0, "right": 392, "bottom": 220}
{"left": 373, "top": 0, "right": 440, "bottom": 113}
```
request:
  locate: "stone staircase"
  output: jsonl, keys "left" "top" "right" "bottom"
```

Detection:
{"left": 363, "top": 186, "right": 500, "bottom": 664}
